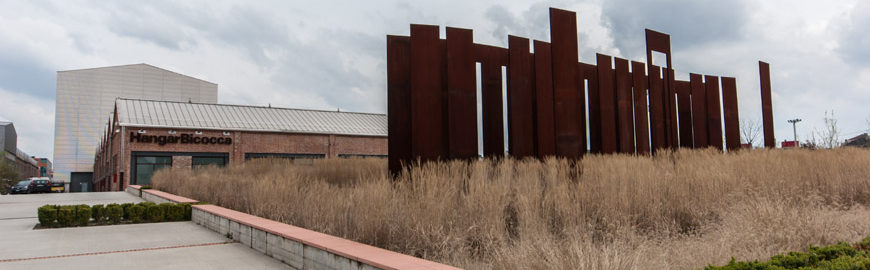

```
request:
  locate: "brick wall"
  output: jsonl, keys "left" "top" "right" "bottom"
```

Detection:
{"left": 102, "top": 126, "right": 387, "bottom": 191}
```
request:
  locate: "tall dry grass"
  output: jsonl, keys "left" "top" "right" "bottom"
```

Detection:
{"left": 152, "top": 148, "right": 870, "bottom": 269}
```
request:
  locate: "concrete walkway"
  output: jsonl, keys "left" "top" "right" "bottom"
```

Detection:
{"left": 0, "top": 192, "right": 289, "bottom": 269}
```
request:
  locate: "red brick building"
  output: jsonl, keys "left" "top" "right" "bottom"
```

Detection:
{"left": 94, "top": 98, "right": 387, "bottom": 191}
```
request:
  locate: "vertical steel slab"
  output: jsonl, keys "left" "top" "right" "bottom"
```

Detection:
{"left": 645, "top": 29, "right": 675, "bottom": 150}
{"left": 534, "top": 41, "right": 555, "bottom": 158}
{"left": 705, "top": 75, "right": 723, "bottom": 150}
{"left": 665, "top": 70, "right": 679, "bottom": 149}
{"left": 596, "top": 54, "right": 617, "bottom": 154}
{"left": 549, "top": 8, "right": 582, "bottom": 158}
{"left": 676, "top": 80, "right": 693, "bottom": 148}
{"left": 721, "top": 77, "right": 740, "bottom": 151}
{"left": 631, "top": 61, "right": 650, "bottom": 155}
{"left": 648, "top": 65, "right": 666, "bottom": 152}
{"left": 508, "top": 35, "right": 536, "bottom": 158}
{"left": 689, "top": 73, "right": 708, "bottom": 148}
{"left": 580, "top": 63, "right": 601, "bottom": 153}
{"left": 482, "top": 62, "right": 504, "bottom": 157}
{"left": 387, "top": 35, "right": 411, "bottom": 176}
{"left": 759, "top": 61, "right": 775, "bottom": 148}
{"left": 446, "top": 27, "right": 478, "bottom": 159}
{"left": 614, "top": 57, "right": 634, "bottom": 153}
{"left": 410, "top": 25, "right": 447, "bottom": 160}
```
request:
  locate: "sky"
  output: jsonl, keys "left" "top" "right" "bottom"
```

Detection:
{"left": 0, "top": 0, "right": 868, "bottom": 159}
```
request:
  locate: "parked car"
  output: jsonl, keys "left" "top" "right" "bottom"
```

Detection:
{"left": 50, "top": 180, "right": 65, "bottom": 193}
{"left": 28, "top": 178, "right": 51, "bottom": 193}
{"left": 10, "top": 180, "right": 31, "bottom": 194}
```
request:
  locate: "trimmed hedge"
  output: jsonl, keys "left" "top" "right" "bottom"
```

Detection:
{"left": 145, "top": 203, "right": 165, "bottom": 222}
{"left": 91, "top": 204, "right": 105, "bottom": 223}
{"left": 106, "top": 204, "right": 122, "bottom": 224}
{"left": 36, "top": 201, "right": 193, "bottom": 228}
{"left": 706, "top": 237, "right": 870, "bottom": 270}
{"left": 75, "top": 205, "right": 90, "bottom": 226}
{"left": 128, "top": 204, "right": 145, "bottom": 223}
{"left": 37, "top": 205, "right": 57, "bottom": 226}
{"left": 57, "top": 206, "right": 76, "bottom": 227}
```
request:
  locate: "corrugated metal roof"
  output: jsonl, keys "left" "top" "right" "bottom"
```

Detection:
{"left": 115, "top": 98, "right": 387, "bottom": 137}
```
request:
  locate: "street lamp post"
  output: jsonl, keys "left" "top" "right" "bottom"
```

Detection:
{"left": 787, "top": 118, "right": 802, "bottom": 147}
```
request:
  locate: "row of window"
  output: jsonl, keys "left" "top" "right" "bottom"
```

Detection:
{"left": 131, "top": 153, "right": 387, "bottom": 185}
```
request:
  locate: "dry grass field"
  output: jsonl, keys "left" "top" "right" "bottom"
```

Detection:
{"left": 152, "top": 148, "right": 870, "bottom": 269}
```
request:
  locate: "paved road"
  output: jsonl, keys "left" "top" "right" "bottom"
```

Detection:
{"left": 0, "top": 192, "right": 290, "bottom": 269}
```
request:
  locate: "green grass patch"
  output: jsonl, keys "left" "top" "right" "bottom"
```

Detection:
{"left": 705, "top": 237, "right": 870, "bottom": 270}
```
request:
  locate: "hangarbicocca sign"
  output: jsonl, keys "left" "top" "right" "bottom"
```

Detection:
{"left": 129, "top": 132, "right": 232, "bottom": 146}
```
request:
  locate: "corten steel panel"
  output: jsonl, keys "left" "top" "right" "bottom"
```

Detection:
{"left": 631, "top": 61, "right": 650, "bottom": 155}
{"left": 690, "top": 73, "right": 708, "bottom": 148}
{"left": 482, "top": 62, "right": 505, "bottom": 157}
{"left": 549, "top": 8, "right": 582, "bottom": 158}
{"left": 705, "top": 75, "right": 723, "bottom": 150}
{"left": 446, "top": 27, "right": 478, "bottom": 159}
{"left": 580, "top": 63, "right": 601, "bottom": 153}
{"left": 676, "top": 80, "right": 693, "bottom": 148}
{"left": 759, "top": 61, "right": 775, "bottom": 148}
{"left": 596, "top": 54, "right": 617, "bottom": 154}
{"left": 410, "top": 25, "right": 447, "bottom": 160}
{"left": 387, "top": 35, "right": 411, "bottom": 176}
{"left": 645, "top": 29, "right": 675, "bottom": 150}
{"left": 645, "top": 29, "right": 673, "bottom": 70}
{"left": 721, "top": 77, "right": 740, "bottom": 151}
{"left": 614, "top": 57, "right": 634, "bottom": 153}
{"left": 666, "top": 70, "right": 679, "bottom": 149}
{"left": 648, "top": 66, "right": 666, "bottom": 152}
{"left": 534, "top": 41, "right": 555, "bottom": 158}
{"left": 508, "top": 36, "right": 536, "bottom": 158}
{"left": 474, "top": 44, "right": 509, "bottom": 66}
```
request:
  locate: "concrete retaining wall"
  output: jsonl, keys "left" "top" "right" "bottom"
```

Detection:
{"left": 125, "top": 185, "right": 141, "bottom": 197}
{"left": 134, "top": 187, "right": 459, "bottom": 270}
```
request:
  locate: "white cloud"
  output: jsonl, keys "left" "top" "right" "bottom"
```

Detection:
{"left": 0, "top": 0, "right": 868, "bottom": 157}
{"left": 0, "top": 87, "right": 55, "bottom": 159}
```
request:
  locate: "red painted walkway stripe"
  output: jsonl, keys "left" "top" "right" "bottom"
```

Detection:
{"left": 0, "top": 241, "right": 234, "bottom": 263}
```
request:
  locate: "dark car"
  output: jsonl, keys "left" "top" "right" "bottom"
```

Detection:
{"left": 9, "top": 180, "right": 31, "bottom": 194}
{"left": 28, "top": 179, "right": 51, "bottom": 193}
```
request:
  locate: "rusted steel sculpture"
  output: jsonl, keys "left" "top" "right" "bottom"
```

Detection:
{"left": 388, "top": 7, "right": 775, "bottom": 175}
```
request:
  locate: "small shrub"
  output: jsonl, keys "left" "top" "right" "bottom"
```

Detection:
{"left": 75, "top": 205, "right": 90, "bottom": 226}
{"left": 106, "top": 204, "right": 122, "bottom": 224}
{"left": 165, "top": 203, "right": 184, "bottom": 221}
{"left": 121, "top": 203, "right": 134, "bottom": 220}
{"left": 128, "top": 205, "right": 145, "bottom": 223}
{"left": 159, "top": 202, "right": 173, "bottom": 219}
{"left": 91, "top": 204, "right": 105, "bottom": 223}
{"left": 37, "top": 205, "right": 57, "bottom": 227}
{"left": 145, "top": 203, "right": 164, "bottom": 222}
{"left": 182, "top": 203, "right": 192, "bottom": 221}
{"left": 140, "top": 185, "right": 152, "bottom": 189}
{"left": 56, "top": 206, "right": 76, "bottom": 227}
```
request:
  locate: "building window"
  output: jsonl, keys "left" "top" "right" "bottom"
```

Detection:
{"left": 244, "top": 153, "right": 326, "bottom": 160}
{"left": 192, "top": 156, "right": 226, "bottom": 169}
{"left": 134, "top": 156, "right": 172, "bottom": 185}
{"left": 337, "top": 154, "right": 388, "bottom": 158}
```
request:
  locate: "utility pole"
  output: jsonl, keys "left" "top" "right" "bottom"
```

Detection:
{"left": 788, "top": 118, "right": 802, "bottom": 147}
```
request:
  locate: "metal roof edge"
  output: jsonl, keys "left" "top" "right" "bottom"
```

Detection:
{"left": 116, "top": 123, "right": 387, "bottom": 137}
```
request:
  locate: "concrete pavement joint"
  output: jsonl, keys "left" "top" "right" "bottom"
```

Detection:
{"left": 0, "top": 241, "right": 236, "bottom": 263}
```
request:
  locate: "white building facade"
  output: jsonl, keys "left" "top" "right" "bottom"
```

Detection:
{"left": 53, "top": 64, "right": 217, "bottom": 189}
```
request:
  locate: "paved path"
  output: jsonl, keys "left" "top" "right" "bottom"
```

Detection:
{"left": 0, "top": 192, "right": 289, "bottom": 269}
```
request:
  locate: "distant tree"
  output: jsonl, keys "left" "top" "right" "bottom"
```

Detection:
{"left": 817, "top": 110, "right": 840, "bottom": 149}
{"left": 0, "top": 158, "right": 20, "bottom": 195}
{"left": 740, "top": 118, "right": 762, "bottom": 147}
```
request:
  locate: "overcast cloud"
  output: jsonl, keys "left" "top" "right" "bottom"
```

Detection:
{"left": 0, "top": 0, "right": 868, "bottom": 159}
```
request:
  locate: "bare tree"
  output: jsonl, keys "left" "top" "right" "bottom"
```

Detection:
{"left": 817, "top": 110, "right": 840, "bottom": 149}
{"left": 740, "top": 118, "right": 761, "bottom": 147}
